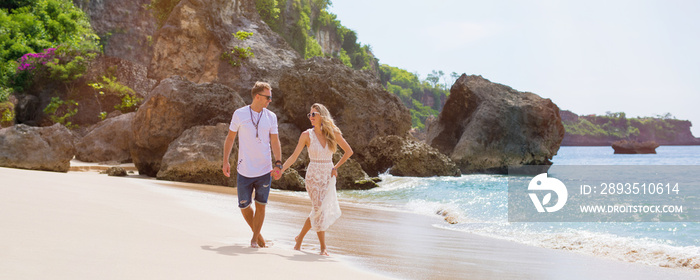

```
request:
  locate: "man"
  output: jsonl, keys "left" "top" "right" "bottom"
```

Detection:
{"left": 223, "top": 81, "right": 283, "bottom": 248}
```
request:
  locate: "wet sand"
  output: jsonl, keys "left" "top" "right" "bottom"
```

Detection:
{"left": 2, "top": 166, "right": 698, "bottom": 279}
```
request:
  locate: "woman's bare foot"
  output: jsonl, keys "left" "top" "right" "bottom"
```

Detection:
{"left": 250, "top": 234, "right": 266, "bottom": 248}
{"left": 320, "top": 249, "right": 329, "bottom": 256}
{"left": 257, "top": 235, "right": 266, "bottom": 248}
{"left": 294, "top": 235, "right": 302, "bottom": 250}
{"left": 250, "top": 238, "right": 259, "bottom": 248}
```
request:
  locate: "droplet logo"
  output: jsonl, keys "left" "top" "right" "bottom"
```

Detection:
{"left": 528, "top": 173, "right": 568, "bottom": 213}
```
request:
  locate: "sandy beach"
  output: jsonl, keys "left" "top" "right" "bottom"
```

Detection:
{"left": 2, "top": 166, "right": 698, "bottom": 280}
{"left": 0, "top": 167, "right": 389, "bottom": 280}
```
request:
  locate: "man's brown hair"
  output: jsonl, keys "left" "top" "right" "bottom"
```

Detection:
{"left": 251, "top": 81, "right": 271, "bottom": 97}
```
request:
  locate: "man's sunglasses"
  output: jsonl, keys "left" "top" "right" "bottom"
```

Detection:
{"left": 257, "top": 93, "right": 271, "bottom": 101}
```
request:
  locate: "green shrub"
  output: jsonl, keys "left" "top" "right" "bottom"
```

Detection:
{"left": 88, "top": 74, "right": 142, "bottom": 117}
{"left": 0, "top": 0, "right": 99, "bottom": 93}
{"left": 221, "top": 31, "right": 255, "bottom": 67}
{"left": 43, "top": 96, "right": 78, "bottom": 128}
{"left": 380, "top": 64, "right": 448, "bottom": 130}
{"left": 0, "top": 101, "right": 14, "bottom": 126}
{"left": 255, "top": 0, "right": 280, "bottom": 30}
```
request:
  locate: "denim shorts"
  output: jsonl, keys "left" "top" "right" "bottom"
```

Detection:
{"left": 236, "top": 173, "right": 271, "bottom": 208}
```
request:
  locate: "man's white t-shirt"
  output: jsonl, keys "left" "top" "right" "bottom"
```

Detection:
{"left": 229, "top": 105, "right": 279, "bottom": 178}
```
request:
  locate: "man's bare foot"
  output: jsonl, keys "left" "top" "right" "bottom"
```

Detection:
{"left": 294, "top": 235, "right": 302, "bottom": 250}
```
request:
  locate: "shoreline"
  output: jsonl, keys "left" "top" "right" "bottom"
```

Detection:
{"left": 150, "top": 173, "right": 700, "bottom": 279}
{"left": 2, "top": 166, "right": 698, "bottom": 279}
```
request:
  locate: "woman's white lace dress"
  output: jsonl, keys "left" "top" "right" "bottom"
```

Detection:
{"left": 305, "top": 129, "right": 342, "bottom": 231}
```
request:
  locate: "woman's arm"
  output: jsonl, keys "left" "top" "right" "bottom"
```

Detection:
{"left": 332, "top": 131, "right": 353, "bottom": 177}
{"left": 281, "top": 132, "right": 310, "bottom": 173}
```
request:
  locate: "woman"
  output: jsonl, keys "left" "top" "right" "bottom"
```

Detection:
{"left": 280, "top": 103, "right": 353, "bottom": 256}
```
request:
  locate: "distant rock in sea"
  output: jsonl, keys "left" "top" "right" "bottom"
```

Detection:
{"left": 612, "top": 140, "right": 660, "bottom": 154}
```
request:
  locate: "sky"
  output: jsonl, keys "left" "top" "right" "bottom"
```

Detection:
{"left": 328, "top": 0, "right": 700, "bottom": 136}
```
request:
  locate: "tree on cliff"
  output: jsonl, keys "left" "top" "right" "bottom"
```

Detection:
{"left": 254, "top": 0, "right": 377, "bottom": 71}
{"left": 0, "top": 0, "right": 99, "bottom": 100}
{"left": 0, "top": 0, "right": 101, "bottom": 126}
{"left": 379, "top": 64, "right": 449, "bottom": 130}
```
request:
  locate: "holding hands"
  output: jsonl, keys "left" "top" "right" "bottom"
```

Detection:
{"left": 272, "top": 160, "right": 283, "bottom": 180}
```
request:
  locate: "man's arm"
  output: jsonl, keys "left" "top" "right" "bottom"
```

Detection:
{"left": 222, "top": 130, "right": 237, "bottom": 177}
{"left": 270, "top": 133, "right": 282, "bottom": 179}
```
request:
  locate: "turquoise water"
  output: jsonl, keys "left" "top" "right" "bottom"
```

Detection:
{"left": 337, "top": 146, "right": 700, "bottom": 269}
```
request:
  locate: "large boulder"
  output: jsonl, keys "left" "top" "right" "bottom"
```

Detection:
{"left": 333, "top": 151, "right": 378, "bottom": 190}
{"left": 158, "top": 123, "right": 309, "bottom": 191}
{"left": 0, "top": 124, "right": 75, "bottom": 172}
{"left": 157, "top": 123, "right": 237, "bottom": 186}
{"left": 271, "top": 168, "right": 305, "bottom": 191}
{"left": 131, "top": 76, "right": 245, "bottom": 176}
{"left": 148, "top": 0, "right": 298, "bottom": 94}
{"left": 75, "top": 112, "right": 135, "bottom": 163}
{"left": 362, "top": 135, "right": 461, "bottom": 177}
{"left": 278, "top": 57, "right": 412, "bottom": 161}
{"left": 427, "top": 75, "right": 565, "bottom": 173}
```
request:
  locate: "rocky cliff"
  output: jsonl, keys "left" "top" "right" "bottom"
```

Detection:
{"left": 561, "top": 110, "right": 700, "bottom": 146}
{"left": 148, "top": 0, "right": 298, "bottom": 94}
{"left": 2, "top": 0, "right": 569, "bottom": 187}
{"left": 60, "top": 0, "right": 413, "bottom": 189}
{"left": 77, "top": 0, "right": 157, "bottom": 66}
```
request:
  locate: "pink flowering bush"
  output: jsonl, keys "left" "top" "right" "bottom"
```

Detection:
{"left": 16, "top": 48, "right": 57, "bottom": 71}
{"left": 11, "top": 45, "right": 95, "bottom": 94}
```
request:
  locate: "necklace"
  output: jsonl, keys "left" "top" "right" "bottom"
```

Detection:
{"left": 249, "top": 106, "right": 263, "bottom": 142}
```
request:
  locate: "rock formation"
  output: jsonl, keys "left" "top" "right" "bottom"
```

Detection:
{"left": 362, "top": 135, "right": 461, "bottom": 177}
{"left": 561, "top": 110, "right": 700, "bottom": 146}
{"left": 106, "top": 167, "right": 128, "bottom": 176}
{"left": 271, "top": 168, "right": 305, "bottom": 191}
{"left": 278, "top": 57, "right": 412, "bottom": 157}
{"left": 427, "top": 75, "right": 565, "bottom": 173}
{"left": 332, "top": 151, "right": 378, "bottom": 190}
{"left": 0, "top": 124, "right": 75, "bottom": 172}
{"left": 148, "top": 0, "right": 298, "bottom": 94}
{"left": 78, "top": 0, "right": 157, "bottom": 66}
{"left": 75, "top": 112, "right": 134, "bottom": 163}
{"left": 612, "top": 140, "right": 660, "bottom": 154}
{"left": 157, "top": 123, "right": 237, "bottom": 186}
{"left": 131, "top": 76, "right": 245, "bottom": 176}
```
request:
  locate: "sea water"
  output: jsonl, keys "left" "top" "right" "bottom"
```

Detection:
{"left": 337, "top": 146, "right": 700, "bottom": 270}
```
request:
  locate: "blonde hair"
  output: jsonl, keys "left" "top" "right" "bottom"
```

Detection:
{"left": 311, "top": 103, "right": 341, "bottom": 153}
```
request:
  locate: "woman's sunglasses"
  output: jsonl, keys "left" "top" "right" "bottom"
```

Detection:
{"left": 307, "top": 112, "right": 320, "bottom": 118}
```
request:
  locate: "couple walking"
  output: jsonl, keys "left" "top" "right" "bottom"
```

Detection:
{"left": 222, "top": 82, "right": 353, "bottom": 256}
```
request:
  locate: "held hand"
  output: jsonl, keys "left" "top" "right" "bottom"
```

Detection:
{"left": 272, "top": 167, "right": 282, "bottom": 180}
{"left": 331, "top": 167, "right": 338, "bottom": 178}
{"left": 223, "top": 162, "right": 231, "bottom": 177}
